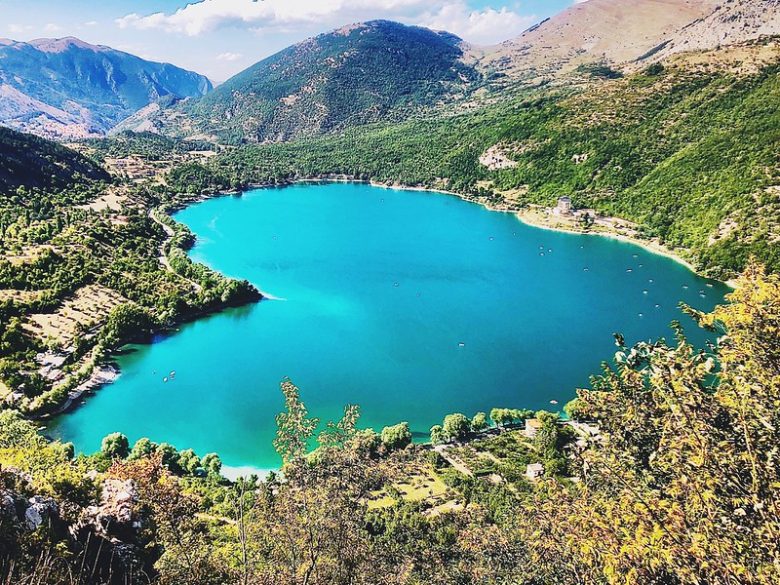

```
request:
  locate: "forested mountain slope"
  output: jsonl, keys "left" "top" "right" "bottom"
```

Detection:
{"left": 0, "top": 127, "right": 109, "bottom": 197}
{"left": 122, "top": 20, "right": 482, "bottom": 143}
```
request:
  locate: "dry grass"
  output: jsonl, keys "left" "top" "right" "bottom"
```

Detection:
{"left": 0, "top": 289, "right": 42, "bottom": 303}
{"left": 367, "top": 463, "right": 449, "bottom": 510}
{"left": 2, "top": 245, "right": 57, "bottom": 266}
{"left": 23, "top": 284, "right": 128, "bottom": 347}
{"left": 79, "top": 188, "right": 128, "bottom": 212}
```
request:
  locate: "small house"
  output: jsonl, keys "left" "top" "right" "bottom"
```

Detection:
{"left": 554, "top": 196, "right": 573, "bottom": 216}
{"left": 525, "top": 463, "right": 545, "bottom": 481}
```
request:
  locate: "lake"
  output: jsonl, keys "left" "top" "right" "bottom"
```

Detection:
{"left": 49, "top": 183, "right": 730, "bottom": 472}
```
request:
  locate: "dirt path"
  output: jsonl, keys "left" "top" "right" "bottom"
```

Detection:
{"left": 148, "top": 209, "right": 202, "bottom": 292}
{"left": 433, "top": 445, "right": 473, "bottom": 477}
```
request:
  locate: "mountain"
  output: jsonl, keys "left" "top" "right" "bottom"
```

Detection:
{"left": 478, "top": 0, "right": 780, "bottom": 83}
{"left": 129, "top": 20, "right": 481, "bottom": 143}
{"left": 127, "top": 1, "right": 780, "bottom": 144}
{"left": 641, "top": 0, "right": 780, "bottom": 64}
{"left": 0, "top": 37, "right": 212, "bottom": 140}
{"left": 0, "top": 126, "right": 109, "bottom": 195}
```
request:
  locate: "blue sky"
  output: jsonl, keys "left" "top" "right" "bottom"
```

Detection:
{"left": 1, "top": 0, "right": 576, "bottom": 82}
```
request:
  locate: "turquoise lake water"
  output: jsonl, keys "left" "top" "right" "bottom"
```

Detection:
{"left": 50, "top": 183, "right": 730, "bottom": 471}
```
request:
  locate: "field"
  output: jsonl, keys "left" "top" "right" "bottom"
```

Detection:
{"left": 23, "top": 284, "right": 128, "bottom": 348}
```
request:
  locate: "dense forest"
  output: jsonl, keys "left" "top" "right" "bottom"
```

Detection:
{"left": 0, "top": 127, "right": 110, "bottom": 197}
{"left": 0, "top": 265, "right": 778, "bottom": 584}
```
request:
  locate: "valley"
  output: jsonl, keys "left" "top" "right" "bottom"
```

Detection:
{"left": 0, "top": 0, "right": 779, "bottom": 583}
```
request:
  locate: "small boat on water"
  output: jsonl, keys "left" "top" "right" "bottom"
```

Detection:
{"left": 458, "top": 342, "right": 465, "bottom": 348}
{"left": 163, "top": 377, "right": 168, "bottom": 383}
{"left": 550, "top": 400, "right": 558, "bottom": 405}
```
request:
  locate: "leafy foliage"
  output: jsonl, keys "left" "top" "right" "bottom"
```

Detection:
{"left": 1, "top": 265, "right": 779, "bottom": 584}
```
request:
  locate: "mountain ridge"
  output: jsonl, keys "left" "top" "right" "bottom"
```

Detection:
{"left": 123, "top": 0, "right": 780, "bottom": 144}
{"left": 0, "top": 37, "right": 213, "bottom": 140}
{"left": 0, "top": 126, "right": 109, "bottom": 196}
{"left": 158, "top": 20, "right": 481, "bottom": 143}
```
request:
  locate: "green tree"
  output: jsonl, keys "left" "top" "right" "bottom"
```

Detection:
{"left": 178, "top": 448, "right": 201, "bottom": 475}
{"left": 350, "top": 429, "right": 381, "bottom": 457}
{"left": 563, "top": 397, "right": 589, "bottom": 421}
{"left": 156, "top": 442, "right": 183, "bottom": 474}
{"left": 471, "top": 412, "right": 488, "bottom": 432}
{"left": 443, "top": 413, "right": 471, "bottom": 442}
{"left": 101, "top": 432, "right": 129, "bottom": 459}
{"left": 129, "top": 437, "right": 157, "bottom": 460}
{"left": 490, "top": 408, "right": 513, "bottom": 428}
{"left": 429, "top": 424, "right": 445, "bottom": 445}
{"left": 201, "top": 452, "right": 222, "bottom": 477}
{"left": 380, "top": 422, "right": 412, "bottom": 451}
{"left": 100, "top": 304, "right": 155, "bottom": 347}
{"left": 274, "top": 379, "right": 319, "bottom": 464}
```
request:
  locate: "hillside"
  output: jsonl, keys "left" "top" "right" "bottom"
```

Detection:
{"left": 172, "top": 39, "right": 780, "bottom": 278}
{"left": 0, "top": 126, "right": 109, "bottom": 196}
{"left": 127, "top": 20, "right": 481, "bottom": 143}
{"left": 0, "top": 37, "right": 212, "bottom": 140}
{"left": 475, "top": 0, "right": 717, "bottom": 83}
{"left": 478, "top": 0, "right": 780, "bottom": 84}
{"left": 128, "top": 1, "right": 780, "bottom": 144}
{"left": 643, "top": 0, "right": 780, "bottom": 64}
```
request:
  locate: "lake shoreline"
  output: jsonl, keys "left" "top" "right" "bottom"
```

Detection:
{"left": 45, "top": 178, "right": 732, "bottom": 458}
{"left": 209, "top": 176, "right": 733, "bottom": 289}
{"left": 513, "top": 208, "right": 736, "bottom": 289}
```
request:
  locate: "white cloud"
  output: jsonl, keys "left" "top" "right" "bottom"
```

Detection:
{"left": 421, "top": 4, "right": 537, "bottom": 45}
{"left": 83, "top": 21, "right": 99, "bottom": 27}
{"left": 7, "top": 24, "right": 31, "bottom": 34}
{"left": 116, "top": 0, "right": 537, "bottom": 45}
{"left": 217, "top": 51, "right": 243, "bottom": 61}
{"left": 43, "top": 23, "right": 63, "bottom": 33}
